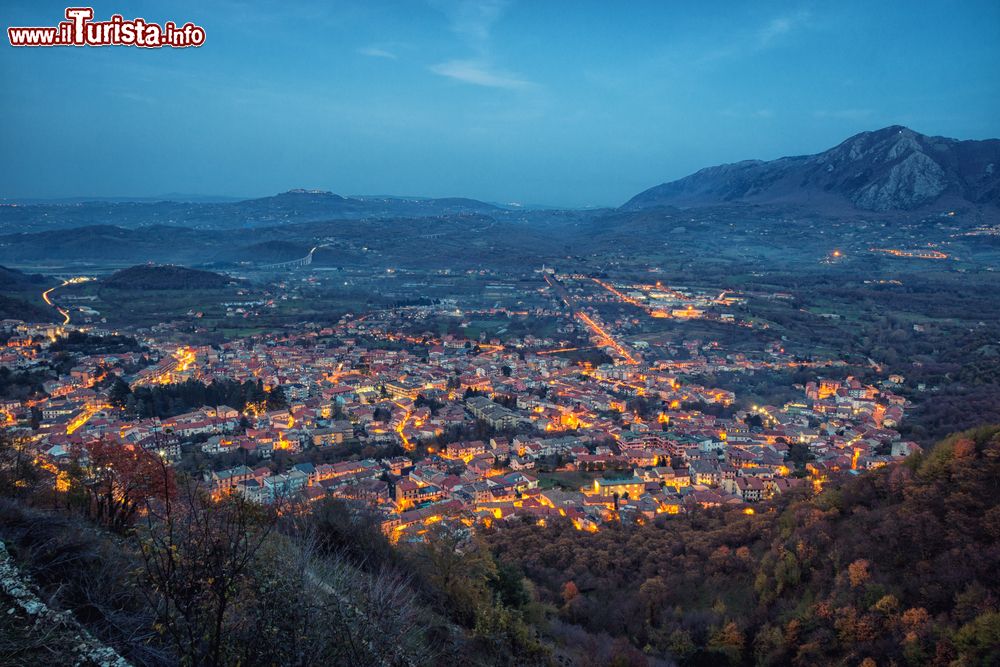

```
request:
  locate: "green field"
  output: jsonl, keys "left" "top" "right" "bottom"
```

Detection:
{"left": 536, "top": 469, "right": 634, "bottom": 491}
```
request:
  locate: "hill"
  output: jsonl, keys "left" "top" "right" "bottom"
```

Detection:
{"left": 102, "top": 264, "right": 240, "bottom": 290}
{"left": 0, "top": 265, "right": 47, "bottom": 289}
{"left": 624, "top": 126, "right": 1000, "bottom": 214}
{"left": 0, "top": 295, "right": 58, "bottom": 322}
{"left": 0, "top": 190, "right": 503, "bottom": 234}
{"left": 0, "top": 225, "right": 217, "bottom": 264}
{"left": 0, "top": 266, "right": 58, "bottom": 322}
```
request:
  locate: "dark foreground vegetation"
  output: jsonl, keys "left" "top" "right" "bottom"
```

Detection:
{"left": 0, "top": 430, "right": 547, "bottom": 666}
{"left": 1, "top": 426, "right": 999, "bottom": 666}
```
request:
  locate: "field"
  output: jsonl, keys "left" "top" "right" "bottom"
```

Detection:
{"left": 536, "top": 469, "right": 634, "bottom": 491}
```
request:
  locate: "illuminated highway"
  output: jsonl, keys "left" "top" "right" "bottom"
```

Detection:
{"left": 41, "top": 276, "right": 93, "bottom": 326}
{"left": 544, "top": 273, "right": 639, "bottom": 365}
{"left": 42, "top": 283, "right": 71, "bottom": 325}
{"left": 592, "top": 277, "right": 672, "bottom": 319}
{"left": 869, "top": 247, "right": 948, "bottom": 260}
{"left": 575, "top": 311, "right": 638, "bottom": 364}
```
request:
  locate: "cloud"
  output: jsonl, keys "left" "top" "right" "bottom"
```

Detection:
{"left": 428, "top": 1, "right": 536, "bottom": 91}
{"left": 758, "top": 17, "right": 792, "bottom": 45}
{"left": 691, "top": 10, "right": 812, "bottom": 67}
{"left": 358, "top": 46, "right": 397, "bottom": 59}
{"left": 433, "top": 0, "right": 509, "bottom": 52}
{"left": 430, "top": 59, "right": 534, "bottom": 90}
{"left": 757, "top": 10, "right": 810, "bottom": 47}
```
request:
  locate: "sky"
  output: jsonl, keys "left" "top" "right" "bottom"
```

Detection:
{"left": 1, "top": 0, "right": 999, "bottom": 207}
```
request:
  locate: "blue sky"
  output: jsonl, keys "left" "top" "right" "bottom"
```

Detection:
{"left": 2, "top": 0, "right": 998, "bottom": 206}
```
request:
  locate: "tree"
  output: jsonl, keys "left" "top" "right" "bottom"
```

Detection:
{"left": 81, "top": 439, "right": 175, "bottom": 532}
{"left": 848, "top": 559, "right": 871, "bottom": 588}
{"left": 786, "top": 442, "right": 815, "bottom": 470}
{"left": 407, "top": 525, "right": 497, "bottom": 628}
{"left": 562, "top": 580, "right": 579, "bottom": 605}
{"left": 108, "top": 377, "right": 133, "bottom": 408}
{"left": 708, "top": 621, "right": 746, "bottom": 665}
{"left": 309, "top": 497, "right": 395, "bottom": 571}
{"left": 265, "top": 385, "right": 288, "bottom": 411}
{"left": 638, "top": 576, "right": 668, "bottom": 625}
{"left": 0, "top": 429, "right": 38, "bottom": 498}
{"left": 954, "top": 612, "right": 1000, "bottom": 666}
{"left": 138, "top": 483, "right": 273, "bottom": 666}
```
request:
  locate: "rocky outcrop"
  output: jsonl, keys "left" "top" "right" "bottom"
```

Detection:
{"left": 0, "top": 539, "right": 131, "bottom": 667}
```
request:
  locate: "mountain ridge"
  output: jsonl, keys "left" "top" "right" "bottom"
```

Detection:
{"left": 623, "top": 126, "right": 1000, "bottom": 213}
{"left": 0, "top": 190, "right": 504, "bottom": 233}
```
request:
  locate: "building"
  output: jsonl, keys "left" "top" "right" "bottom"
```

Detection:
{"left": 312, "top": 420, "right": 353, "bottom": 447}
{"left": 592, "top": 477, "right": 645, "bottom": 499}
{"left": 466, "top": 396, "right": 526, "bottom": 429}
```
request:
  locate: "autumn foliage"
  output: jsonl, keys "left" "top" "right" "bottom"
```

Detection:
{"left": 487, "top": 426, "right": 1000, "bottom": 666}
{"left": 82, "top": 439, "right": 175, "bottom": 531}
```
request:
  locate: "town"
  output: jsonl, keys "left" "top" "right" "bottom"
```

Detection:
{"left": 3, "top": 266, "right": 920, "bottom": 544}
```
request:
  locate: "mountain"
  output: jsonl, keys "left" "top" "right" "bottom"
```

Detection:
{"left": 623, "top": 126, "right": 1000, "bottom": 213}
{"left": 0, "top": 193, "right": 244, "bottom": 204}
{"left": 0, "top": 295, "right": 58, "bottom": 322}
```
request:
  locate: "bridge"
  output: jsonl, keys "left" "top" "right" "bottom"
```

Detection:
{"left": 258, "top": 245, "right": 326, "bottom": 270}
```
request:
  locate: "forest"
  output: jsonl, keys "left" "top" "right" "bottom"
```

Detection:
{"left": 48, "top": 331, "right": 144, "bottom": 356}
{"left": 109, "top": 378, "right": 287, "bottom": 419}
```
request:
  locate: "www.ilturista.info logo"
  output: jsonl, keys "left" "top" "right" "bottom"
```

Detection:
{"left": 8, "top": 7, "right": 205, "bottom": 48}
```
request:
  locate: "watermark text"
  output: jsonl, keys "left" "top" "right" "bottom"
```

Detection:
{"left": 8, "top": 7, "right": 205, "bottom": 48}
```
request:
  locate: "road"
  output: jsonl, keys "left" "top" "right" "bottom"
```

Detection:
{"left": 393, "top": 402, "right": 414, "bottom": 450}
{"left": 591, "top": 277, "right": 671, "bottom": 319}
{"left": 544, "top": 273, "right": 639, "bottom": 365}
{"left": 42, "top": 282, "right": 72, "bottom": 325}
{"left": 41, "top": 276, "right": 93, "bottom": 326}
{"left": 575, "top": 311, "right": 639, "bottom": 365}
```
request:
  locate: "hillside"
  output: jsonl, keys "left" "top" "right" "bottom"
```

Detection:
{"left": 0, "top": 265, "right": 47, "bottom": 289}
{"left": 0, "top": 295, "right": 59, "bottom": 323}
{"left": 102, "top": 264, "right": 240, "bottom": 290}
{"left": 0, "top": 190, "right": 503, "bottom": 234}
{"left": 624, "top": 126, "right": 1000, "bottom": 214}
{"left": 489, "top": 426, "right": 1000, "bottom": 666}
{"left": 0, "top": 225, "right": 215, "bottom": 264}
{"left": 2, "top": 427, "right": 998, "bottom": 665}
{"left": 0, "top": 266, "right": 58, "bottom": 322}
